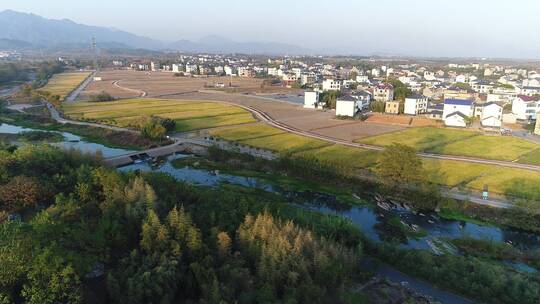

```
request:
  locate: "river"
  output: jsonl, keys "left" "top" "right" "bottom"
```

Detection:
{"left": 1, "top": 124, "right": 536, "bottom": 303}
{"left": 0, "top": 123, "right": 134, "bottom": 157}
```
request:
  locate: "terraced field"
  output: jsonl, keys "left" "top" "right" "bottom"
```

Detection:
{"left": 211, "top": 124, "right": 540, "bottom": 200}
{"left": 62, "top": 98, "right": 257, "bottom": 132}
{"left": 39, "top": 72, "right": 91, "bottom": 101}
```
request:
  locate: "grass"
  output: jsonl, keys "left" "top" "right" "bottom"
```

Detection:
{"left": 517, "top": 148, "right": 540, "bottom": 165}
{"left": 356, "top": 127, "right": 478, "bottom": 151}
{"left": 211, "top": 125, "right": 540, "bottom": 201}
{"left": 296, "top": 144, "right": 379, "bottom": 170}
{"left": 356, "top": 126, "right": 540, "bottom": 164}
{"left": 62, "top": 98, "right": 257, "bottom": 132}
{"left": 38, "top": 72, "right": 91, "bottom": 101}
{"left": 466, "top": 168, "right": 540, "bottom": 201}
{"left": 430, "top": 135, "right": 539, "bottom": 162}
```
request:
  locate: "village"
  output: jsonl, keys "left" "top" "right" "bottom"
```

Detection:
{"left": 114, "top": 54, "right": 540, "bottom": 136}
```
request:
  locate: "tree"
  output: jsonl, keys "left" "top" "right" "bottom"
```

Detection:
{"left": 89, "top": 91, "right": 116, "bottom": 102}
{"left": 0, "top": 175, "right": 44, "bottom": 213}
{"left": 141, "top": 119, "right": 166, "bottom": 140}
{"left": 375, "top": 144, "right": 423, "bottom": 190}
{"left": 369, "top": 101, "right": 386, "bottom": 113}
{"left": 320, "top": 90, "right": 341, "bottom": 109}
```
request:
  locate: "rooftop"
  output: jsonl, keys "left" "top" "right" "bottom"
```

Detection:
{"left": 444, "top": 98, "right": 473, "bottom": 106}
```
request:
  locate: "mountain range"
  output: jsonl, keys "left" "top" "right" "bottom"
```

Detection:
{"left": 0, "top": 10, "right": 311, "bottom": 55}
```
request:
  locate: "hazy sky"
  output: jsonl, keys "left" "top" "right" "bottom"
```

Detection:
{"left": 1, "top": 0, "right": 539, "bottom": 58}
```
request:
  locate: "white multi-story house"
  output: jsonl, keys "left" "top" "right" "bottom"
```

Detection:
{"left": 404, "top": 94, "right": 428, "bottom": 115}
{"left": 521, "top": 86, "right": 540, "bottom": 96}
{"left": 512, "top": 95, "right": 540, "bottom": 120}
{"left": 304, "top": 91, "right": 320, "bottom": 109}
{"left": 214, "top": 66, "right": 224, "bottom": 74}
{"left": 172, "top": 64, "right": 183, "bottom": 73}
{"left": 335, "top": 95, "right": 358, "bottom": 117}
{"left": 267, "top": 67, "right": 279, "bottom": 76}
{"left": 471, "top": 81, "right": 494, "bottom": 94}
{"left": 373, "top": 83, "right": 394, "bottom": 102}
{"left": 455, "top": 74, "right": 467, "bottom": 83}
{"left": 300, "top": 73, "right": 317, "bottom": 86}
{"left": 352, "top": 90, "right": 372, "bottom": 110}
{"left": 356, "top": 75, "right": 370, "bottom": 84}
{"left": 150, "top": 61, "right": 160, "bottom": 71}
{"left": 443, "top": 99, "right": 474, "bottom": 127}
{"left": 224, "top": 66, "right": 234, "bottom": 76}
{"left": 185, "top": 64, "right": 198, "bottom": 74}
{"left": 479, "top": 102, "right": 503, "bottom": 128}
{"left": 322, "top": 79, "right": 341, "bottom": 91}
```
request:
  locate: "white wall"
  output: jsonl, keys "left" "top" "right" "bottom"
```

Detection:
{"left": 336, "top": 100, "right": 356, "bottom": 117}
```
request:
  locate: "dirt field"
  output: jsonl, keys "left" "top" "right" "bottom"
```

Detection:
{"left": 364, "top": 113, "right": 412, "bottom": 126}
{"left": 79, "top": 69, "right": 300, "bottom": 101}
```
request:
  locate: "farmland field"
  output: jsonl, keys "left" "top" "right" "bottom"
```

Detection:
{"left": 518, "top": 148, "right": 540, "bottom": 165}
{"left": 39, "top": 72, "right": 91, "bottom": 101}
{"left": 430, "top": 135, "right": 539, "bottom": 162}
{"left": 357, "top": 127, "right": 478, "bottom": 151}
{"left": 212, "top": 124, "right": 540, "bottom": 200}
{"left": 62, "top": 98, "right": 257, "bottom": 132}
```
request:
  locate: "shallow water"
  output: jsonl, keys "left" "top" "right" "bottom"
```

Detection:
{"left": 0, "top": 123, "right": 134, "bottom": 157}
{"left": 119, "top": 154, "right": 540, "bottom": 258}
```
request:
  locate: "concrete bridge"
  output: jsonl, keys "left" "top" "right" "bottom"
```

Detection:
{"left": 104, "top": 137, "right": 276, "bottom": 167}
{"left": 104, "top": 139, "right": 211, "bottom": 167}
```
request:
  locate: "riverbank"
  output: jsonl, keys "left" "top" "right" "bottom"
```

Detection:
{"left": 0, "top": 105, "right": 168, "bottom": 150}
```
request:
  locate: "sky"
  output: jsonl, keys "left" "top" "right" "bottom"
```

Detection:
{"left": 0, "top": 0, "right": 539, "bottom": 58}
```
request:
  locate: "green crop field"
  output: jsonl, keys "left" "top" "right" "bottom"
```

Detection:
{"left": 62, "top": 98, "right": 257, "bottom": 132}
{"left": 466, "top": 167, "right": 540, "bottom": 200}
{"left": 518, "top": 148, "right": 540, "bottom": 165}
{"left": 357, "top": 126, "right": 540, "bottom": 164}
{"left": 212, "top": 124, "right": 540, "bottom": 200}
{"left": 357, "top": 127, "right": 478, "bottom": 151}
{"left": 39, "top": 72, "right": 91, "bottom": 100}
{"left": 430, "top": 135, "right": 539, "bottom": 162}
{"left": 297, "top": 144, "right": 379, "bottom": 169}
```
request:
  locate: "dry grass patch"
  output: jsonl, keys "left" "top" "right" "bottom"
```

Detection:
{"left": 39, "top": 72, "right": 91, "bottom": 100}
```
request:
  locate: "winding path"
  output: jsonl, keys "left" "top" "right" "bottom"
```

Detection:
{"left": 112, "top": 80, "right": 147, "bottom": 97}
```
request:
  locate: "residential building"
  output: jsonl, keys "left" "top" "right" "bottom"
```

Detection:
{"left": 322, "top": 79, "right": 341, "bottom": 91}
{"left": 521, "top": 86, "right": 540, "bottom": 96}
{"left": 478, "top": 102, "right": 503, "bottom": 128}
{"left": 427, "top": 102, "right": 444, "bottom": 120}
{"left": 373, "top": 84, "right": 394, "bottom": 102}
{"left": 224, "top": 66, "right": 234, "bottom": 76}
{"left": 352, "top": 90, "right": 372, "bottom": 110}
{"left": 512, "top": 95, "right": 540, "bottom": 120}
{"left": 443, "top": 99, "right": 474, "bottom": 127}
{"left": 336, "top": 95, "right": 358, "bottom": 117}
{"left": 150, "top": 61, "right": 160, "bottom": 71}
{"left": 304, "top": 91, "right": 320, "bottom": 109}
{"left": 404, "top": 94, "right": 428, "bottom": 115}
{"left": 300, "top": 73, "right": 317, "bottom": 86}
{"left": 172, "top": 64, "right": 183, "bottom": 73}
{"left": 385, "top": 100, "right": 400, "bottom": 114}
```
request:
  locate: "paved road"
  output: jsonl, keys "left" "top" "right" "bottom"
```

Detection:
{"left": 46, "top": 102, "right": 139, "bottom": 134}
{"left": 65, "top": 71, "right": 96, "bottom": 102}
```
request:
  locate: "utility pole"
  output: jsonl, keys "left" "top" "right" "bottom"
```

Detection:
{"left": 91, "top": 37, "right": 98, "bottom": 71}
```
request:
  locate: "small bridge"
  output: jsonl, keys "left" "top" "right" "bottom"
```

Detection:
{"left": 104, "top": 139, "right": 211, "bottom": 167}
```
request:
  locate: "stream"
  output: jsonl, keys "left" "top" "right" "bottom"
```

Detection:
{"left": 0, "top": 123, "right": 134, "bottom": 157}
{"left": 2, "top": 123, "right": 537, "bottom": 303}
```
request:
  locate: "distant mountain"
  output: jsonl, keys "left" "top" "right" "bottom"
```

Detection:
{"left": 167, "top": 35, "right": 312, "bottom": 55}
{"left": 0, "top": 10, "right": 311, "bottom": 55}
{"left": 0, "top": 10, "right": 162, "bottom": 50}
